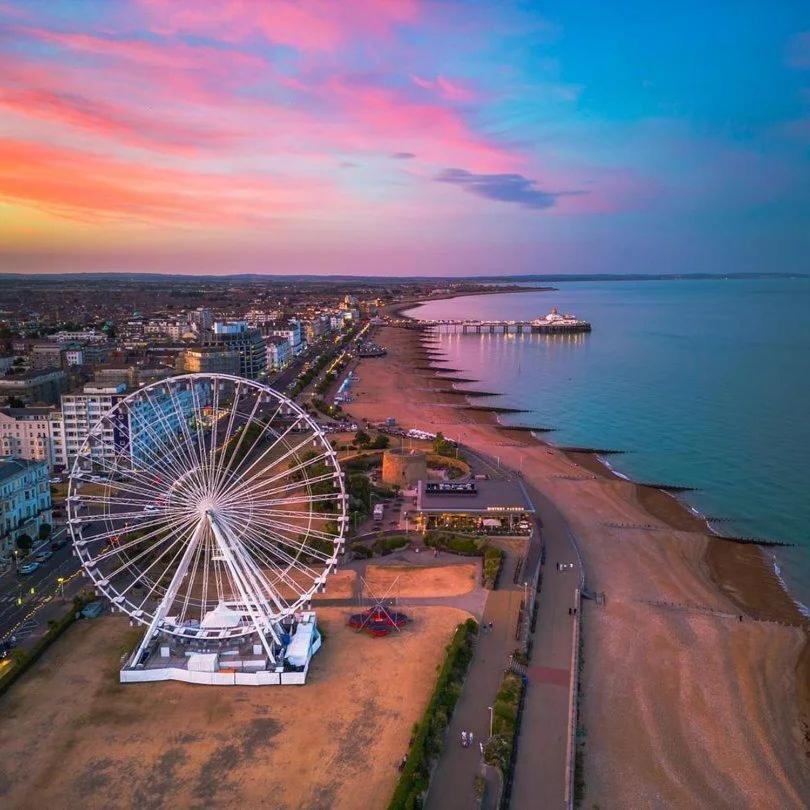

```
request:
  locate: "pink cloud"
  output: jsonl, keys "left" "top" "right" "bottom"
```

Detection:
{"left": 411, "top": 74, "right": 477, "bottom": 102}
{"left": 0, "top": 137, "right": 343, "bottom": 226}
{"left": 0, "top": 86, "right": 240, "bottom": 154}
{"left": 136, "top": 0, "right": 419, "bottom": 52}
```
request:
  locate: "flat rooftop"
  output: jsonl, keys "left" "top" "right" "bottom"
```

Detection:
{"left": 415, "top": 478, "right": 535, "bottom": 514}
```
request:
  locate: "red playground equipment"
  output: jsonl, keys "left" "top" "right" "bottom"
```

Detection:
{"left": 347, "top": 576, "right": 410, "bottom": 637}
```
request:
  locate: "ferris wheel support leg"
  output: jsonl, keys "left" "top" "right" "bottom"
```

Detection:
{"left": 207, "top": 511, "right": 280, "bottom": 664}
{"left": 127, "top": 517, "right": 206, "bottom": 669}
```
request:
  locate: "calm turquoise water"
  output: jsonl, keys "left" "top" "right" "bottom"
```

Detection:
{"left": 406, "top": 279, "right": 810, "bottom": 611}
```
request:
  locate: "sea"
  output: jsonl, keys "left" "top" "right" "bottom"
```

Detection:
{"left": 405, "top": 278, "right": 810, "bottom": 612}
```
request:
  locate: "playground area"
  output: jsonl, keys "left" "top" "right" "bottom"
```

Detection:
{"left": 0, "top": 607, "right": 467, "bottom": 809}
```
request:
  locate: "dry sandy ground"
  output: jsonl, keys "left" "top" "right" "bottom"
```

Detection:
{"left": 348, "top": 324, "right": 810, "bottom": 808}
{"left": 364, "top": 562, "right": 477, "bottom": 597}
{"left": 275, "top": 568, "right": 357, "bottom": 601}
{"left": 0, "top": 607, "right": 466, "bottom": 810}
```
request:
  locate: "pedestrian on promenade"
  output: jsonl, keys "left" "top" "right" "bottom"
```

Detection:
{"left": 468, "top": 731, "right": 474, "bottom": 746}
{"left": 461, "top": 731, "right": 468, "bottom": 747}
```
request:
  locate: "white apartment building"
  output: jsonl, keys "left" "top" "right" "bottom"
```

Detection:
{"left": 0, "top": 457, "right": 52, "bottom": 556}
{"left": 0, "top": 407, "right": 60, "bottom": 469}
{"left": 56, "top": 383, "right": 129, "bottom": 469}
{"left": 57, "top": 381, "right": 210, "bottom": 470}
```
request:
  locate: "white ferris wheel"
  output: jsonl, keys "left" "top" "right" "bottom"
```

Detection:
{"left": 67, "top": 374, "right": 347, "bottom": 667}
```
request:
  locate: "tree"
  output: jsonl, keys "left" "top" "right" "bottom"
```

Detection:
{"left": 38, "top": 523, "right": 52, "bottom": 541}
{"left": 432, "top": 432, "right": 457, "bottom": 457}
{"left": 354, "top": 429, "right": 370, "bottom": 447}
{"left": 6, "top": 396, "right": 25, "bottom": 408}
{"left": 16, "top": 533, "right": 32, "bottom": 554}
{"left": 369, "top": 434, "right": 389, "bottom": 450}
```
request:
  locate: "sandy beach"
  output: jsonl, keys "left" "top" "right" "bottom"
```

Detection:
{"left": 346, "top": 314, "right": 810, "bottom": 807}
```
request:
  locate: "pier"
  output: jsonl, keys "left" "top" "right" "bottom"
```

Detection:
{"left": 414, "top": 308, "right": 591, "bottom": 335}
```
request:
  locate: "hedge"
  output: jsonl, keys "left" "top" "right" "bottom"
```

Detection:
{"left": 0, "top": 592, "right": 94, "bottom": 698}
{"left": 388, "top": 618, "right": 478, "bottom": 810}
{"left": 482, "top": 546, "right": 504, "bottom": 589}
{"left": 372, "top": 535, "right": 410, "bottom": 556}
{"left": 483, "top": 671, "right": 527, "bottom": 806}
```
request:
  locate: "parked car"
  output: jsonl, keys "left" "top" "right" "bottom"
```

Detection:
{"left": 51, "top": 536, "right": 69, "bottom": 550}
{"left": 18, "top": 561, "right": 39, "bottom": 575}
{"left": 34, "top": 549, "right": 53, "bottom": 563}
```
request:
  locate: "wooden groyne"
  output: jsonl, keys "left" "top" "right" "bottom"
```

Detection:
{"left": 439, "top": 389, "right": 499, "bottom": 397}
{"left": 711, "top": 534, "right": 794, "bottom": 548}
{"left": 434, "top": 376, "right": 479, "bottom": 383}
{"left": 496, "top": 425, "right": 556, "bottom": 433}
{"left": 415, "top": 366, "right": 463, "bottom": 372}
{"left": 559, "top": 446, "right": 627, "bottom": 455}
{"left": 462, "top": 405, "right": 529, "bottom": 414}
{"left": 637, "top": 482, "right": 697, "bottom": 493}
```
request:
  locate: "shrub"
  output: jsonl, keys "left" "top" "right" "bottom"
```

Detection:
{"left": 351, "top": 543, "right": 373, "bottom": 560}
{"left": 389, "top": 619, "right": 478, "bottom": 810}
{"left": 372, "top": 535, "right": 409, "bottom": 556}
{"left": 483, "top": 671, "right": 524, "bottom": 773}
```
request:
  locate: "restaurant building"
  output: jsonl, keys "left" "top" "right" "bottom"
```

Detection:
{"left": 413, "top": 479, "right": 535, "bottom": 534}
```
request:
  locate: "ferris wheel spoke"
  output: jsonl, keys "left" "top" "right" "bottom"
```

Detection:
{"left": 216, "top": 412, "right": 308, "bottom": 502}
{"left": 167, "top": 379, "right": 216, "bottom": 495}
{"left": 238, "top": 529, "right": 326, "bottom": 583}
{"left": 231, "top": 518, "right": 321, "bottom": 595}
{"left": 114, "top": 407, "right": 207, "bottom": 503}
{"left": 131, "top": 516, "right": 205, "bottom": 619}
{"left": 73, "top": 447, "right": 167, "bottom": 501}
{"left": 215, "top": 513, "right": 299, "bottom": 616}
{"left": 209, "top": 378, "right": 247, "bottom": 497}
{"left": 220, "top": 430, "right": 324, "bottom": 503}
{"left": 141, "top": 385, "right": 210, "bottom": 499}
{"left": 208, "top": 513, "right": 285, "bottom": 652}
{"left": 224, "top": 446, "right": 333, "bottom": 500}
{"left": 162, "top": 381, "right": 209, "bottom": 493}
{"left": 212, "top": 396, "right": 288, "bottom": 491}
{"left": 177, "top": 526, "right": 207, "bottom": 625}
{"left": 230, "top": 465, "right": 339, "bottom": 503}
{"left": 242, "top": 512, "right": 340, "bottom": 558}
{"left": 236, "top": 472, "right": 341, "bottom": 505}
{"left": 81, "top": 512, "right": 199, "bottom": 565}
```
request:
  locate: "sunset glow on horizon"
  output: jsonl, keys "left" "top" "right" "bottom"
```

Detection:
{"left": 1, "top": 1, "right": 808, "bottom": 276}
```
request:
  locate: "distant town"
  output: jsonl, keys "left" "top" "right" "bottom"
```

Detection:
{"left": 0, "top": 275, "right": 521, "bottom": 584}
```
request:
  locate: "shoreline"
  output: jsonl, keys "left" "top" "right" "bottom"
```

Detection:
{"left": 393, "top": 297, "right": 806, "bottom": 627}
{"left": 362, "top": 293, "right": 810, "bottom": 803}
{"left": 347, "top": 315, "right": 809, "bottom": 803}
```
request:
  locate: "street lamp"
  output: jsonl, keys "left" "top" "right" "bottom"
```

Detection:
{"left": 488, "top": 705, "right": 494, "bottom": 738}
{"left": 57, "top": 576, "right": 65, "bottom": 598}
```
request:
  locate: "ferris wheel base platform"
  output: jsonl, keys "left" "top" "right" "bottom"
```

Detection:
{"left": 120, "top": 667, "right": 310, "bottom": 686}
{"left": 119, "top": 611, "right": 321, "bottom": 686}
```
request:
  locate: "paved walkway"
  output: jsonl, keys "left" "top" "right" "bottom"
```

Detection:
{"left": 511, "top": 483, "right": 582, "bottom": 809}
{"left": 425, "top": 549, "right": 524, "bottom": 810}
